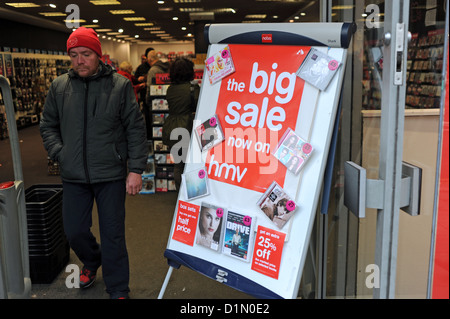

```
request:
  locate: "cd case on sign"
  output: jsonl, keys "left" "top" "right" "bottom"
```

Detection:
{"left": 195, "top": 202, "right": 226, "bottom": 252}
{"left": 205, "top": 46, "right": 235, "bottom": 85}
{"left": 257, "top": 181, "right": 298, "bottom": 229}
{"left": 296, "top": 48, "right": 341, "bottom": 91}
{"left": 273, "top": 128, "right": 313, "bottom": 175}
{"left": 182, "top": 167, "right": 210, "bottom": 200}
{"left": 194, "top": 115, "right": 225, "bottom": 152}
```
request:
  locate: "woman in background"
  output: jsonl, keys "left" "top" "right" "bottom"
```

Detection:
{"left": 164, "top": 57, "right": 200, "bottom": 190}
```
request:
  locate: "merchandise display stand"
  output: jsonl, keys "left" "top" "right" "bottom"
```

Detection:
{"left": 149, "top": 83, "right": 176, "bottom": 193}
{"left": 159, "top": 22, "right": 355, "bottom": 299}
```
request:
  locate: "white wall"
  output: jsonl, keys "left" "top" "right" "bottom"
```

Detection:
{"left": 98, "top": 39, "right": 195, "bottom": 72}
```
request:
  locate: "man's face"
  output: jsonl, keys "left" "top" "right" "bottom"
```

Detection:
{"left": 69, "top": 47, "right": 100, "bottom": 77}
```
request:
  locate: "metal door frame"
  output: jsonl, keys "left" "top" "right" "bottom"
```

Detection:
{"left": 317, "top": 0, "right": 411, "bottom": 299}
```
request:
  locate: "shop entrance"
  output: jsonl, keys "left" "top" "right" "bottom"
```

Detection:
{"left": 302, "top": 0, "right": 448, "bottom": 299}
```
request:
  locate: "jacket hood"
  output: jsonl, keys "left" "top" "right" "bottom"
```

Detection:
{"left": 153, "top": 60, "right": 170, "bottom": 72}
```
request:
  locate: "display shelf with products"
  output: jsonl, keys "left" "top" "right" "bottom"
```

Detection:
{"left": 0, "top": 51, "right": 71, "bottom": 134}
{"left": 406, "top": 29, "right": 445, "bottom": 109}
{"left": 362, "top": 26, "right": 445, "bottom": 111}
{"left": 149, "top": 82, "right": 176, "bottom": 193}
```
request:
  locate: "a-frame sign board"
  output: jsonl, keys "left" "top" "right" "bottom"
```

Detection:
{"left": 160, "top": 22, "right": 354, "bottom": 299}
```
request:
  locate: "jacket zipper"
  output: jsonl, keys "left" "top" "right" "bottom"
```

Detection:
{"left": 83, "top": 81, "right": 91, "bottom": 183}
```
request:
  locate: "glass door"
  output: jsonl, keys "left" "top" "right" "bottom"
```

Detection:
{"left": 313, "top": 0, "right": 448, "bottom": 299}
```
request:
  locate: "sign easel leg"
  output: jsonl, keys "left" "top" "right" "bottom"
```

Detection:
{"left": 158, "top": 266, "right": 175, "bottom": 299}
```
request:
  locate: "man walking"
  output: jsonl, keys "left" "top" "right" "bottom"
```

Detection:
{"left": 40, "top": 27, "right": 148, "bottom": 299}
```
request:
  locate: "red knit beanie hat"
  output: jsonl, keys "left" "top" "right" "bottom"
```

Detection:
{"left": 67, "top": 27, "right": 102, "bottom": 57}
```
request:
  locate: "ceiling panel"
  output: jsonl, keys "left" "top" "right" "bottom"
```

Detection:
{"left": 0, "top": 0, "right": 320, "bottom": 43}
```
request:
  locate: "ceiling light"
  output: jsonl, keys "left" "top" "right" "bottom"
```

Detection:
{"left": 110, "top": 10, "right": 135, "bottom": 14}
{"left": 83, "top": 25, "right": 100, "bottom": 28}
{"left": 211, "top": 8, "right": 236, "bottom": 14}
{"left": 90, "top": 0, "right": 121, "bottom": 5}
{"left": 174, "top": 0, "right": 201, "bottom": 2}
{"left": 135, "top": 35, "right": 139, "bottom": 38}
{"left": 64, "top": 19, "right": 87, "bottom": 23}
{"left": 180, "top": 8, "right": 204, "bottom": 12}
{"left": 93, "top": 19, "right": 99, "bottom": 23}
{"left": 244, "top": 14, "right": 266, "bottom": 19}
{"left": 172, "top": 16, "right": 179, "bottom": 20}
{"left": 157, "top": 1, "right": 165, "bottom": 4}
{"left": 181, "top": 27, "right": 187, "bottom": 30}
{"left": 95, "top": 29, "right": 113, "bottom": 32}
{"left": 49, "top": 4, "right": 56, "bottom": 8}
{"left": 107, "top": 32, "right": 122, "bottom": 35}
{"left": 5, "top": 3, "right": 40, "bottom": 8}
{"left": 123, "top": 17, "right": 146, "bottom": 21}
{"left": 39, "top": 12, "right": 66, "bottom": 17}
{"left": 135, "top": 23, "right": 154, "bottom": 26}
{"left": 332, "top": 5, "right": 355, "bottom": 10}
{"left": 118, "top": 28, "right": 124, "bottom": 32}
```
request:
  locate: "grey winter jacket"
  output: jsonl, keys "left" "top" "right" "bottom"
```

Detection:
{"left": 145, "top": 60, "right": 170, "bottom": 105}
{"left": 40, "top": 61, "right": 148, "bottom": 184}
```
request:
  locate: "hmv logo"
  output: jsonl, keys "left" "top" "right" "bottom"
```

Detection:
{"left": 261, "top": 34, "right": 272, "bottom": 43}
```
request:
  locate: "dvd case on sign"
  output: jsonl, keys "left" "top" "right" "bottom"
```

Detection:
{"left": 222, "top": 211, "right": 254, "bottom": 262}
{"left": 183, "top": 168, "right": 210, "bottom": 200}
{"left": 196, "top": 202, "right": 225, "bottom": 252}
{"left": 257, "top": 181, "right": 298, "bottom": 229}
{"left": 296, "top": 48, "right": 341, "bottom": 91}
{"left": 194, "top": 115, "right": 225, "bottom": 152}
{"left": 273, "top": 127, "right": 313, "bottom": 175}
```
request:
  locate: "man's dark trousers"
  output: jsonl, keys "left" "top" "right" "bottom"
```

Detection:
{"left": 62, "top": 180, "right": 129, "bottom": 296}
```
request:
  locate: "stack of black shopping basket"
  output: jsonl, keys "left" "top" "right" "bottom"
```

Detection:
{"left": 25, "top": 184, "right": 69, "bottom": 284}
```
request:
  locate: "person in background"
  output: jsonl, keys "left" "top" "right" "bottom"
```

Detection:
{"left": 163, "top": 57, "right": 200, "bottom": 190}
{"left": 145, "top": 49, "right": 170, "bottom": 105}
{"left": 40, "top": 27, "right": 148, "bottom": 299}
{"left": 134, "top": 48, "right": 154, "bottom": 84}
{"left": 117, "top": 61, "right": 145, "bottom": 102}
{"left": 135, "top": 48, "right": 154, "bottom": 138}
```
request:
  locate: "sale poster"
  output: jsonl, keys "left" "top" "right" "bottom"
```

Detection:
{"left": 251, "top": 225, "right": 287, "bottom": 279}
{"left": 164, "top": 24, "right": 350, "bottom": 298}
{"left": 205, "top": 44, "right": 311, "bottom": 193}
{"left": 172, "top": 201, "right": 200, "bottom": 246}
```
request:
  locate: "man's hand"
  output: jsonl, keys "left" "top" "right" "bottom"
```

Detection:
{"left": 126, "top": 172, "right": 142, "bottom": 195}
